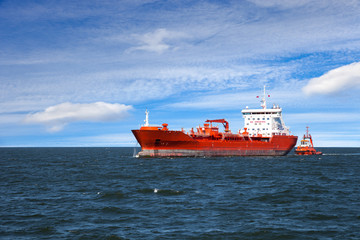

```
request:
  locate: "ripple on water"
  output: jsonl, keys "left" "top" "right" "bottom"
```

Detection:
{"left": 98, "top": 191, "right": 127, "bottom": 200}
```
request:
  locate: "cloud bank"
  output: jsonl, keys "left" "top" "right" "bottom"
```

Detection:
{"left": 303, "top": 62, "right": 360, "bottom": 95}
{"left": 24, "top": 102, "right": 132, "bottom": 132}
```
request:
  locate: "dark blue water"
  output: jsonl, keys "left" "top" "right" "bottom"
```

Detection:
{"left": 1, "top": 148, "right": 360, "bottom": 239}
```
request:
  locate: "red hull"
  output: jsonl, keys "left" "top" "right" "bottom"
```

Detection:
{"left": 132, "top": 129, "right": 297, "bottom": 157}
{"left": 295, "top": 147, "right": 322, "bottom": 155}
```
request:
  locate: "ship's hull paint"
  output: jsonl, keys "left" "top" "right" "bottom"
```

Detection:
{"left": 132, "top": 129, "right": 297, "bottom": 157}
{"left": 136, "top": 149, "right": 291, "bottom": 157}
{"left": 295, "top": 148, "right": 322, "bottom": 155}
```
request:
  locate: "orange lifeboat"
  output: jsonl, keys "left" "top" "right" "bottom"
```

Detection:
{"left": 295, "top": 126, "right": 322, "bottom": 155}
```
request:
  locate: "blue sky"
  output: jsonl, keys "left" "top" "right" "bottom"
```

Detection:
{"left": 1, "top": 0, "right": 360, "bottom": 147}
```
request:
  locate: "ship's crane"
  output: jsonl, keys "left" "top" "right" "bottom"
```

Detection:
{"left": 205, "top": 119, "right": 230, "bottom": 132}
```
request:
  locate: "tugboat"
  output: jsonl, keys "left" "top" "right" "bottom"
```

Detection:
{"left": 295, "top": 126, "right": 322, "bottom": 155}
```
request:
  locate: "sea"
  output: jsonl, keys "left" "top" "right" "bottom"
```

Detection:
{"left": 1, "top": 147, "right": 359, "bottom": 240}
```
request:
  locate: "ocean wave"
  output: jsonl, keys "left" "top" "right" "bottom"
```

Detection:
{"left": 98, "top": 191, "right": 126, "bottom": 200}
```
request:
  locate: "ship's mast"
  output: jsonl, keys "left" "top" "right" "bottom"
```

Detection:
{"left": 144, "top": 109, "right": 149, "bottom": 126}
{"left": 306, "top": 126, "right": 309, "bottom": 138}
{"left": 261, "top": 85, "right": 267, "bottom": 109}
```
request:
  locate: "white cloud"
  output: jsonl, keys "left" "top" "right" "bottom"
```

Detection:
{"left": 128, "top": 28, "right": 188, "bottom": 53}
{"left": 24, "top": 102, "right": 132, "bottom": 132}
{"left": 303, "top": 62, "right": 360, "bottom": 95}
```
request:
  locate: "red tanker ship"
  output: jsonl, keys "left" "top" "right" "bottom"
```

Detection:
{"left": 132, "top": 87, "right": 297, "bottom": 157}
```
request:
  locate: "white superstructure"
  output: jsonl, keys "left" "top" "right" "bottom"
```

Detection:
{"left": 299, "top": 126, "right": 313, "bottom": 147}
{"left": 241, "top": 86, "right": 290, "bottom": 137}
